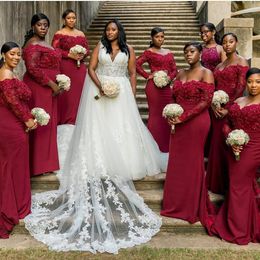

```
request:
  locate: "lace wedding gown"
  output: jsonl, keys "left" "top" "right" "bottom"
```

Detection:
{"left": 24, "top": 44, "right": 163, "bottom": 253}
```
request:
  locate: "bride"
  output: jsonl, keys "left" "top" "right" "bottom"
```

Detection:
{"left": 24, "top": 19, "right": 164, "bottom": 253}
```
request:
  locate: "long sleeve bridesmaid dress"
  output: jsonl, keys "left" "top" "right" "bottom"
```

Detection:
{"left": 0, "top": 79, "right": 32, "bottom": 238}
{"left": 206, "top": 65, "right": 249, "bottom": 194}
{"left": 161, "top": 80, "right": 214, "bottom": 224}
{"left": 136, "top": 50, "right": 177, "bottom": 152}
{"left": 23, "top": 44, "right": 62, "bottom": 176}
{"left": 52, "top": 34, "right": 89, "bottom": 124}
{"left": 206, "top": 103, "right": 260, "bottom": 245}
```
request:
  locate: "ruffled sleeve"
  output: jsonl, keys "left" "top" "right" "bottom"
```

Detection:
{"left": 179, "top": 82, "right": 214, "bottom": 122}
{"left": 52, "top": 34, "right": 69, "bottom": 59}
{"left": 23, "top": 45, "right": 51, "bottom": 86}
{"left": 136, "top": 51, "right": 150, "bottom": 79}
{"left": 0, "top": 79, "right": 32, "bottom": 122}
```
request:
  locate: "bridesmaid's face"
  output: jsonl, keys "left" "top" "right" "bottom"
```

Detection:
{"left": 33, "top": 19, "right": 49, "bottom": 38}
{"left": 247, "top": 73, "right": 260, "bottom": 96}
{"left": 184, "top": 45, "right": 200, "bottom": 65}
{"left": 106, "top": 22, "right": 119, "bottom": 42}
{"left": 64, "top": 12, "right": 76, "bottom": 29}
{"left": 3, "top": 47, "right": 21, "bottom": 69}
{"left": 222, "top": 35, "right": 237, "bottom": 54}
{"left": 151, "top": 32, "right": 164, "bottom": 48}
{"left": 200, "top": 25, "right": 214, "bottom": 43}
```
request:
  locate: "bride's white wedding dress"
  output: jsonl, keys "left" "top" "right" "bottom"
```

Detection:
{"left": 24, "top": 43, "right": 164, "bottom": 253}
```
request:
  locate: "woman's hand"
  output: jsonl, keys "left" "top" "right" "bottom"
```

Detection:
{"left": 167, "top": 117, "right": 182, "bottom": 125}
{"left": 68, "top": 52, "right": 85, "bottom": 61}
{"left": 148, "top": 73, "right": 154, "bottom": 80}
{"left": 25, "top": 118, "right": 38, "bottom": 131}
{"left": 231, "top": 145, "right": 243, "bottom": 154}
{"left": 49, "top": 81, "right": 61, "bottom": 96}
{"left": 212, "top": 105, "right": 228, "bottom": 119}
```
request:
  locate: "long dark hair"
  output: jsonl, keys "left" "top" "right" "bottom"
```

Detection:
{"left": 150, "top": 27, "right": 164, "bottom": 47}
{"left": 23, "top": 13, "right": 50, "bottom": 47}
{"left": 200, "top": 22, "right": 221, "bottom": 44}
{"left": 184, "top": 41, "right": 202, "bottom": 52}
{"left": 0, "top": 42, "right": 20, "bottom": 68}
{"left": 221, "top": 32, "right": 238, "bottom": 44}
{"left": 101, "top": 19, "right": 129, "bottom": 56}
{"left": 246, "top": 67, "right": 260, "bottom": 80}
{"left": 62, "top": 9, "right": 76, "bottom": 28}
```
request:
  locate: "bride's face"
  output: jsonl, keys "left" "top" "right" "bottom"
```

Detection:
{"left": 106, "top": 22, "right": 119, "bottom": 42}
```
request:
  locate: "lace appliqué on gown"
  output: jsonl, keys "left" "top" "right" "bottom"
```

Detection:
{"left": 25, "top": 43, "right": 162, "bottom": 253}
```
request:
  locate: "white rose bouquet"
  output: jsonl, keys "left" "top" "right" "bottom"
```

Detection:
{"left": 26, "top": 107, "right": 50, "bottom": 132}
{"left": 153, "top": 70, "right": 170, "bottom": 88}
{"left": 95, "top": 81, "right": 120, "bottom": 100}
{"left": 212, "top": 90, "right": 229, "bottom": 108}
{"left": 226, "top": 129, "right": 250, "bottom": 161}
{"left": 162, "top": 103, "right": 184, "bottom": 133}
{"left": 56, "top": 74, "right": 71, "bottom": 91}
{"left": 69, "top": 45, "right": 87, "bottom": 67}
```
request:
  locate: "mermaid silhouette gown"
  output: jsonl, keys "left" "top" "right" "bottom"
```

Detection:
{"left": 206, "top": 103, "right": 260, "bottom": 245}
{"left": 161, "top": 80, "right": 214, "bottom": 224}
{"left": 136, "top": 50, "right": 177, "bottom": 152}
{"left": 206, "top": 65, "right": 249, "bottom": 194}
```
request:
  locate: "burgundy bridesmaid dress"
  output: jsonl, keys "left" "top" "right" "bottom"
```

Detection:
{"left": 206, "top": 65, "right": 249, "bottom": 194}
{"left": 161, "top": 80, "right": 214, "bottom": 224}
{"left": 136, "top": 50, "right": 177, "bottom": 152}
{"left": 23, "top": 44, "right": 62, "bottom": 176}
{"left": 201, "top": 46, "right": 221, "bottom": 72}
{"left": 0, "top": 79, "right": 32, "bottom": 238}
{"left": 206, "top": 103, "right": 260, "bottom": 245}
{"left": 52, "top": 34, "right": 89, "bottom": 124}
{"left": 201, "top": 46, "right": 222, "bottom": 157}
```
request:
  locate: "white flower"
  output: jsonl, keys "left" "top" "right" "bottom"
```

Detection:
{"left": 69, "top": 45, "right": 87, "bottom": 55}
{"left": 162, "top": 103, "right": 184, "bottom": 118}
{"left": 56, "top": 74, "right": 71, "bottom": 91}
{"left": 212, "top": 90, "right": 229, "bottom": 108}
{"left": 153, "top": 70, "right": 170, "bottom": 88}
{"left": 31, "top": 107, "right": 50, "bottom": 126}
{"left": 102, "top": 81, "right": 120, "bottom": 98}
{"left": 226, "top": 129, "right": 250, "bottom": 160}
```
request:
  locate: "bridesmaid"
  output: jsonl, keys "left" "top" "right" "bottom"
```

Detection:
{"left": 200, "top": 23, "right": 226, "bottom": 72}
{"left": 0, "top": 42, "right": 37, "bottom": 238}
{"left": 206, "top": 33, "right": 249, "bottom": 194}
{"left": 206, "top": 68, "right": 260, "bottom": 245}
{"left": 136, "top": 27, "right": 177, "bottom": 152}
{"left": 23, "top": 13, "right": 62, "bottom": 176}
{"left": 200, "top": 23, "right": 226, "bottom": 158}
{"left": 52, "top": 9, "right": 89, "bottom": 125}
{"left": 161, "top": 42, "right": 214, "bottom": 224}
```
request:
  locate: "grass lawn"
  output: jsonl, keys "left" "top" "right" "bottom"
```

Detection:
{"left": 1, "top": 247, "right": 260, "bottom": 260}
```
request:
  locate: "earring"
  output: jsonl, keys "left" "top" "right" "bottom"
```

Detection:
{"left": 3, "top": 56, "right": 5, "bottom": 63}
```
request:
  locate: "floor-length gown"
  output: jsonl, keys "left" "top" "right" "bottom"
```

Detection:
{"left": 201, "top": 46, "right": 222, "bottom": 157}
{"left": 136, "top": 50, "right": 177, "bottom": 152}
{"left": 24, "top": 43, "right": 163, "bottom": 253}
{"left": 52, "top": 34, "right": 89, "bottom": 124}
{"left": 23, "top": 44, "right": 61, "bottom": 175}
{"left": 206, "top": 65, "right": 248, "bottom": 194}
{"left": 161, "top": 80, "right": 214, "bottom": 224}
{"left": 0, "top": 79, "right": 32, "bottom": 238}
{"left": 206, "top": 103, "right": 260, "bottom": 245}
{"left": 52, "top": 34, "right": 89, "bottom": 171}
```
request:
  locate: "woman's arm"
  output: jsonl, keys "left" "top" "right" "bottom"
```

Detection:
{"left": 88, "top": 43, "right": 102, "bottom": 93}
{"left": 128, "top": 45, "right": 137, "bottom": 96}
